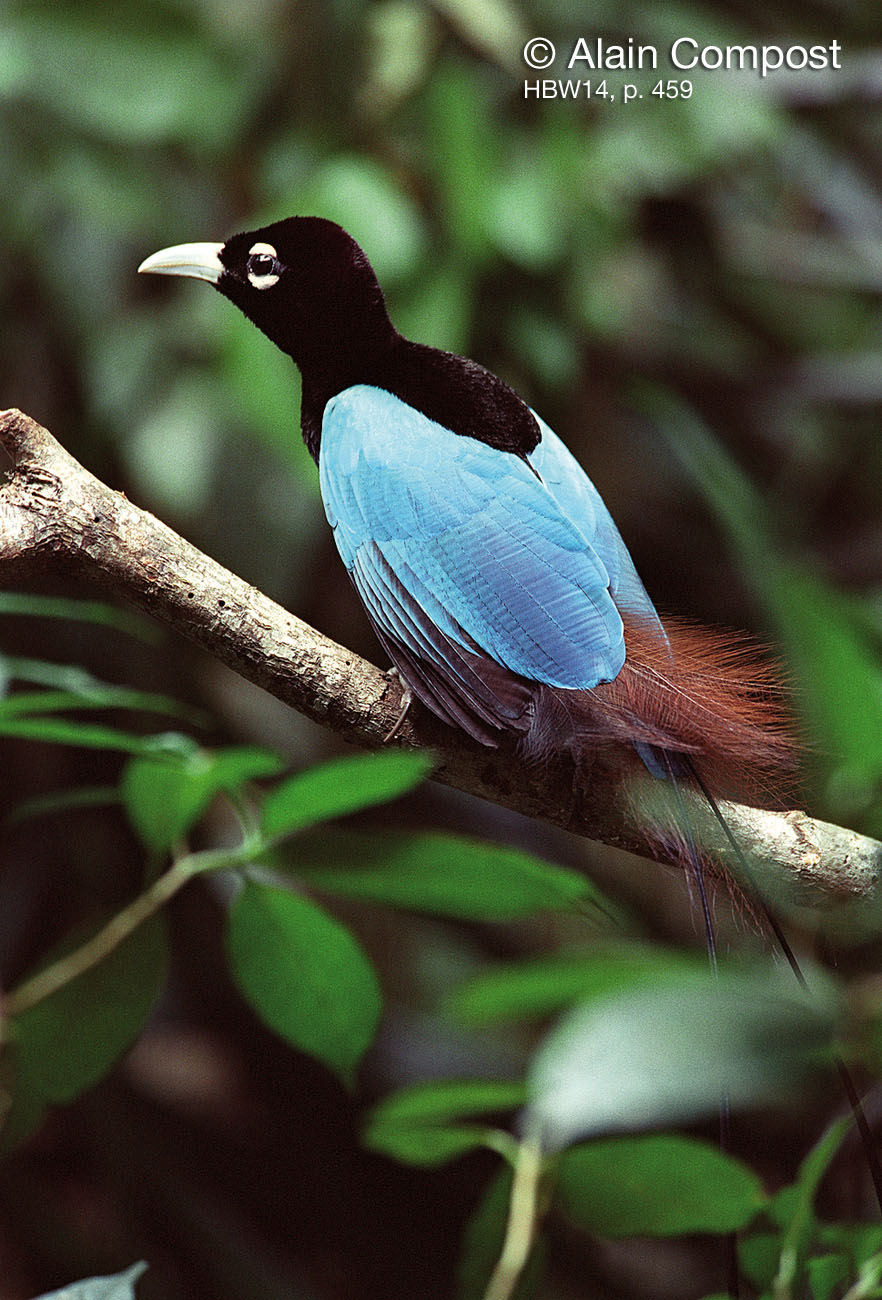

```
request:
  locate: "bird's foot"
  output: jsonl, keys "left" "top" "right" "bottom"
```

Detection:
{"left": 383, "top": 668, "right": 413, "bottom": 742}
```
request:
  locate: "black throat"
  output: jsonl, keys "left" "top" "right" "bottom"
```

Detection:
{"left": 299, "top": 336, "right": 541, "bottom": 462}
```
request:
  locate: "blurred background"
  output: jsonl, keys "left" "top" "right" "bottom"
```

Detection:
{"left": 2, "top": 0, "right": 882, "bottom": 1297}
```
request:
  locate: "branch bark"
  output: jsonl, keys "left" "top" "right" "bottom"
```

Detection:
{"left": 2, "top": 407, "right": 880, "bottom": 910}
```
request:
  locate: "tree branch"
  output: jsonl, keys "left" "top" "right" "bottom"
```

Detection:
{"left": 2, "top": 407, "right": 880, "bottom": 910}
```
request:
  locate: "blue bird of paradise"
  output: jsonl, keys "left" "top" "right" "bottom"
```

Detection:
{"left": 139, "top": 216, "right": 791, "bottom": 835}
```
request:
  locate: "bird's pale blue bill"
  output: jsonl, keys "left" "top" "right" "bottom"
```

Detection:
{"left": 137, "top": 242, "right": 224, "bottom": 283}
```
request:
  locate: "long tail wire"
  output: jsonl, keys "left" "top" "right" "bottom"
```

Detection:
{"left": 685, "top": 759, "right": 882, "bottom": 1218}
{"left": 662, "top": 754, "right": 740, "bottom": 1297}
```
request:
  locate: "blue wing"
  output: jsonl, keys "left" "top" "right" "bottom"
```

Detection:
{"left": 319, "top": 385, "right": 653, "bottom": 739}
{"left": 527, "top": 418, "right": 664, "bottom": 634}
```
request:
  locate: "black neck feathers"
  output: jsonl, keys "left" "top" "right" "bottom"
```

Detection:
{"left": 213, "top": 216, "right": 540, "bottom": 462}
{"left": 300, "top": 338, "right": 540, "bottom": 462}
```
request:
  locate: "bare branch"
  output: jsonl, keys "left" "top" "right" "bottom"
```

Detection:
{"left": 2, "top": 407, "right": 880, "bottom": 909}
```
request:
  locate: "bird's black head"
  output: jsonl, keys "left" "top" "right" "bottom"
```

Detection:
{"left": 139, "top": 216, "right": 397, "bottom": 378}
{"left": 141, "top": 214, "right": 540, "bottom": 463}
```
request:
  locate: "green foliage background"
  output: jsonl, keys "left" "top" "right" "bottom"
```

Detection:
{"left": 2, "top": 1, "right": 882, "bottom": 1298}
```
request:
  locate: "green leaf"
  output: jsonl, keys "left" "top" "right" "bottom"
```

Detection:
{"left": 806, "top": 1253, "right": 851, "bottom": 1300}
{"left": 9, "top": 785, "right": 119, "bottom": 826}
{"left": 360, "top": 3, "right": 437, "bottom": 118}
{"left": 261, "top": 750, "right": 434, "bottom": 840}
{"left": 364, "top": 1078, "right": 525, "bottom": 1166}
{"left": 122, "top": 745, "right": 284, "bottom": 854}
{"left": 368, "top": 1078, "right": 527, "bottom": 1128}
{"left": 557, "top": 1135, "right": 765, "bottom": 1238}
{"left": 33, "top": 1263, "right": 147, "bottom": 1300}
{"left": 817, "top": 1224, "right": 882, "bottom": 1263}
{"left": 366, "top": 1121, "right": 499, "bottom": 1167}
{"left": 5, "top": 13, "right": 256, "bottom": 150}
{"left": 769, "top": 1117, "right": 854, "bottom": 1294}
{"left": 296, "top": 829, "right": 608, "bottom": 920}
{"left": 490, "top": 155, "right": 568, "bottom": 269}
{"left": 0, "top": 594, "right": 156, "bottom": 641}
{"left": 394, "top": 258, "right": 474, "bottom": 355}
{"left": 450, "top": 948, "right": 697, "bottom": 1026}
{"left": 0, "top": 716, "right": 189, "bottom": 755}
{"left": 426, "top": 63, "right": 498, "bottom": 261}
{"left": 2, "top": 659, "right": 142, "bottom": 693}
{"left": 433, "top": 0, "right": 526, "bottom": 72}
{"left": 790, "top": 1115, "right": 854, "bottom": 1216}
{"left": 226, "top": 881, "right": 382, "bottom": 1086}
{"left": 526, "top": 961, "right": 838, "bottom": 1150}
{"left": 3, "top": 918, "right": 167, "bottom": 1151}
{"left": 0, "top": 683, "right": 202, "bottom": 726}
{"left": 738, "top": 1230, "right": 782, "bottom": 1291}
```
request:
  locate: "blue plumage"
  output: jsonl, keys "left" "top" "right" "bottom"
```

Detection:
{"left": 319, "top": 384, "right": 661, "bottom": 744}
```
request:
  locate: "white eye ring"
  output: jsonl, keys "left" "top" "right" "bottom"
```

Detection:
{"left": 247, "top": 241, "right": 280, "bottom": 289}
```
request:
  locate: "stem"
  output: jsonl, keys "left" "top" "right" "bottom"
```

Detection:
{"left": 841, "top": 1252, "right": 882, "bottom": 1300}
{"left": 482, "top": 1134, "right": 543, "bottom": 1300}
{"left": 5, "top": 857, "right": 193, "bottom": 1017}
{"left": 4, "top": 840, "right": 259, "bottom": 1019}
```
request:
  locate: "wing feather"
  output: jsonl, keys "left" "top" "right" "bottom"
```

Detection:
{"left": 320, "top": 385, "right": 640, "bottom": 738}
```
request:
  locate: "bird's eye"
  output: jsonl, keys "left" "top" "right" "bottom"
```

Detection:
{"left": 246, "top": 242, "right": 281, "bottom": 289}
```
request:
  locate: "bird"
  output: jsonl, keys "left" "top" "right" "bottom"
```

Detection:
{"left": 138, "top": 217, "right": 793, "bottom": 842}
{"left": 138, "top": 217, "right": 882, "bottom": 1293}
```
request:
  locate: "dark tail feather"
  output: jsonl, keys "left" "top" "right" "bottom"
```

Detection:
{"left": 836, "top": 1058, "right": 882, "bottom": 1215}
{"left": 683, "top": 757, "right": 882, "bottom": 1221}
{"left": 656, "top": 750, "right": 739, "bottom": 1298}
{"left": 686, "top": 759, "right": 805, "bottom": 987}
{"left": 656, "top": 750, "right": 718, "bottom": 967}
